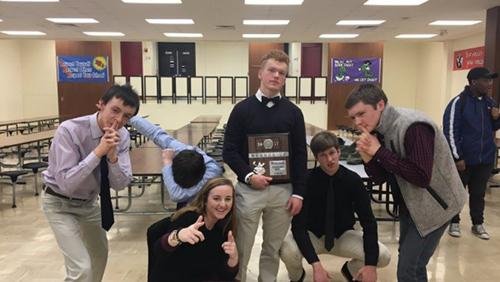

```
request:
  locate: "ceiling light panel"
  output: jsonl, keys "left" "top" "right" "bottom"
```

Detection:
{"left": 121, "top": 0, "right": 181, "bottom": 3}
{"left": 164, "top": 32, "right": 203, "bottom": 37}
{"left": 245, "top": 0, "right": 303, "bottom": 5}
{"left": 46, "top": 18, "right": 99, "bottom": 24}
{"left": 1, "top": 30, "right": 46, "bottom": 35}
{"left": 0, "top": 0, "right": 58, "bottom": 2}
{"left": 336, "top": 20, "right": 385, "bottom": 26}
{"left": 395, "top": 34, "right": 437, "bottom": 38}
{"left": 83, "top": 31, "right": 125, "bottom": 36}
{"left": 242, "top": 33, "right": 281, "bottom": 38}
{"left": 146, "top": 19, "right": 194, "bottom": 24}
{"left": 429, "top": 20, "right": 481, "bottom": 26}
{"left": 364, "top": 0, "right": 428, "bottom": 6}
{"left": 243, "top": 20, "right": 289, "bottom": 25}
{"left": 319, "top": 34, "right": 359, "bottom": 38}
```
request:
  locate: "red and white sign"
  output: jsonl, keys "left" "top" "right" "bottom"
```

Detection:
{"left": 453, "top": 46, "right": 484, "bottom": 71}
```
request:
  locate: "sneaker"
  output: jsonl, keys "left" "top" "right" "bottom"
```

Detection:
{"left": 448, "top": 223, "right": 461, "bottom": 238}
{"left": 341, "top": 262, "right": 360, "bottom": 282}
{"left": 471, "top": 224, "right": 490, "bottom": 240}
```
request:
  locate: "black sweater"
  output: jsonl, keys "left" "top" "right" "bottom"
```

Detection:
{"left": 150, "top": 211, "right": 237, "bottom": 282}
{"left": 222, "top": 95, "right": 307, "bottom": 196}
{"left": 291, "top": 166, "right": 379, "bottom": 265}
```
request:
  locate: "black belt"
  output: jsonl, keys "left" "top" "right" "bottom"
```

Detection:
{"left": 44, "top": 186, "right": 87, "bottom": 202}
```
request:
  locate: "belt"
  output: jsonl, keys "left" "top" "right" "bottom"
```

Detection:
{"left": 44, "top": 186, "right": 87, "bottom": 202}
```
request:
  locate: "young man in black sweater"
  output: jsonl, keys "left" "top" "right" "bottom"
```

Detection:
{"left": 223, "top": 49, "right": 307, "bottom": 282}
{"left": 280, "top": 131, "right": 391, "bottom": 282}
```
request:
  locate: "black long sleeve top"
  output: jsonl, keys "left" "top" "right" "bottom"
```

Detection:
{"left": 291, "top": 166, "right": 379, "bottom": 266}
{"left": 150, "top": 211, "right": 238, "bottom": 282}
{"left": 222, "top": 95, "right": 307, "bottom": 196}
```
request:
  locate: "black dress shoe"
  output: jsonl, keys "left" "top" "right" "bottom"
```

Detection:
{"left": 341, "top": 262, "right": 361, "bottom": 282}
{"left": 291, "top": 268, "right": 305, "bottom": 282}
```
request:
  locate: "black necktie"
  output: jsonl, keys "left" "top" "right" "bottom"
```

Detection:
{"left": 100, "top": 157, "right": 114, "bottom": 231}
{"left": 325, "top": 177, "right": 335, "bottom": 251}
{"left": 261, "top": 96, "right": 280, "bottom": 106}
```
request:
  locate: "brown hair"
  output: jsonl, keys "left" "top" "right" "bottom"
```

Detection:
{"left": 344, "top": 83, "right": 388, "bottom": 110}
{"left": 172, "top": 177, "right": 236, "bottom": 234}
{"left": 310, "top": 131, "right": 340, "bottom": 158}
{"left": 260, "top": 49, "right": 290, "bottom": 68}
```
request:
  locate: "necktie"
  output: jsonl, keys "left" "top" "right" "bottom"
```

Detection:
{"left": 261, "top": 96, "right": 280, "bottom": 106}
{"left": 324, "top": 177, "right": 335, "bottom": 251}
{"left": 100, "top": 157, "right": 114, "bottom": 231}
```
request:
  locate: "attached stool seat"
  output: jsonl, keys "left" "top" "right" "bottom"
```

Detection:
{"left": 22, "top": 162, "right": 49, "bottom": 196}
{"left": 0, "top": 170, "right": 29, "bottom": 208}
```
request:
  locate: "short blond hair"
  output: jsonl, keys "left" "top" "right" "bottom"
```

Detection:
{"left": 260, "top": 49, "right": 289, "bottom": 68}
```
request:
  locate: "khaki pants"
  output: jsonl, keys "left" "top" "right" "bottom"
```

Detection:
{"left": 280, "top": 230, "right": 391, "bottom": 281}
{"left": 235, "top": 181, "right": 292, "bottom": 282}
{"left": 42, "top": 191, "right": 108, "bottom": 282}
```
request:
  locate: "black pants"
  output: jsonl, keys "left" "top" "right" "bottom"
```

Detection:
{"left": 147, "top": 216, "right": 172, "bottom": 282}
{"left": 452, "top": 163, "right": 493, "bottom": 225}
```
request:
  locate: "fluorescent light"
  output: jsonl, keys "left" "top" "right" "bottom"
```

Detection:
{"left": 242, "top": 33, "right": 281, "bottom": 38}
{"left": 429, "top": 20, "right": 481, "bottom": 26}
{"left": 0, "top": 0, "right": 58, "bottom": 2}
{"left": 83, "top": 31, "right": 125, "bottom": 37}
{"left": 245, "top": 0, "right": 303, "bottom": 5}
{"left": 319, "top": 34, "right": 359, "bottom": 38}
{"left": 164, "top": 32, "right": 203, "bottom": 38}
{"left": 395, "top": 34, "right": 437, "bottom": 38}
{"left": 0, "top": 19, "right": 3, "bottom": 22}
{"left": 146, "top": 19, "right": 194, "bottom": 24}
{"left": 364, "top": 0, "right": 428, "bottom": 6}
{"left": 243, "top": 20, "right": 289, "bottom": 25}
{"left": 121, "top": 0, "right": 181, "bottom": 3}
{"left": 46, "top": 18, "right": 99, "bottom": 24}
{"left": 336, "top": 20, "right": 385, "bottom": 26}
{"left": 1, "top": 30, "right": 46, "bottom": 35}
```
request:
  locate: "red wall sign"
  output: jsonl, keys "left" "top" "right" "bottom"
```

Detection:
{"left": 453, "top": 46, "right": 484, "bottom": 71}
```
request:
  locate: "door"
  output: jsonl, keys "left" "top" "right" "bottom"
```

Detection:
{"left": 158, "top": 43, "right": 196, "bottom": 77}
{"left": 301, "top": 43, "right": 322, "bottom": 77}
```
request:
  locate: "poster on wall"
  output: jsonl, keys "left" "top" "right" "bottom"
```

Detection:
{"left": 453, "top": 46, "right": 484, "bottom": 71}
{"left": 57, "top": 56, "right": 109, "bottom": 83}
{"left": 331, "top": 57, "right": 381, "bottom": 84}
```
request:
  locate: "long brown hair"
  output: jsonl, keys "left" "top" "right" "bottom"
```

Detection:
{"left": 171, "top": 177, "right": 236, "bottom": 234}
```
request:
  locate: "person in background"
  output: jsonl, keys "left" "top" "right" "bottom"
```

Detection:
{"left": 345, "top": 83, "right": 466, "bottom": 282}
{"left": 42, "top": 85, "right": 140, "bottom": 281}
{"left": 443, "top": 67, "right": 500, "bottom": 240}
{"left": 149, "top": 177, "right": 238, "bottom": 282}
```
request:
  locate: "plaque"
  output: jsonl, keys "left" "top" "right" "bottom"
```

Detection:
{"left": 248, "top": 133, "right": 290, "bottom": 182}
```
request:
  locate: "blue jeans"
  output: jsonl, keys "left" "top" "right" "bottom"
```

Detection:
{"left": 397, "top": 212, "right": 448, "bottom": 282}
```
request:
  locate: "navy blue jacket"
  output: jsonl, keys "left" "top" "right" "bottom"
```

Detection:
{"left": 443, "top": 86, "right": 500, "bottom": 165}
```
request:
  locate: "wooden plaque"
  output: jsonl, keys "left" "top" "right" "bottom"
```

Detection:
{"left": 247, "top": 133, "right": 290, "bottom": 182}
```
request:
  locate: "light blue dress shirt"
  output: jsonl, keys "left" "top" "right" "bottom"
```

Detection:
{"left": 128, "top": 116, "right": 222, "bottom": 203}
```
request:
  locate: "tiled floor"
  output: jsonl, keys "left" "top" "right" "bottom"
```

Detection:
{"left": 1, "top": 170, "right": 500, "bottom": 281}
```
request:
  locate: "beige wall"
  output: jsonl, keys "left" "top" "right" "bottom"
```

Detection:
{"left": 0, "top": 40, "right": 24, "bottom": 120}
{"left": 415, "top": 42, "right": 448, "bottom": 124}
{"left": 20, "top": 40, "right": 58, "bottom": 117}
{"left": 0, "top": 40, "right": 57, "bottom": 120}
{"left": 382, "top": 42, "right": 420, "bottom": 109}
{"left": 195, "top": 41, "right": 249, "bottom": 76}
